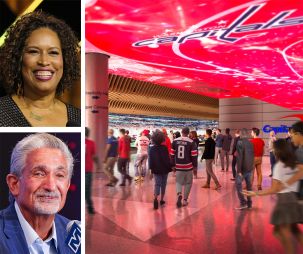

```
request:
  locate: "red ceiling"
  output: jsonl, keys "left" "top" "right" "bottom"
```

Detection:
{"left": 85, "top": 0, "right": 303, "bottom": 109}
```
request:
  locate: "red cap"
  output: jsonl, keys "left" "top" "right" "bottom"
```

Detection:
{"left": 142, "top": 129, "right": 149, "bottom": 136}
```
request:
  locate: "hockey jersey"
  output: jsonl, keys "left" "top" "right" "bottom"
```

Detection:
{"left": 135, "top": 135, "right": 150, "bottom": 154}
{"left": 171, "top": 136, "right": 198, "bottom": 171}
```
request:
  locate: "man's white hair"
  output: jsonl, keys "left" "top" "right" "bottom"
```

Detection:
{"left": 10, "top": 133, "right": 74, "bottom": 178}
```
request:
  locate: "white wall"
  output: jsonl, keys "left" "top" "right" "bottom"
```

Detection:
{"left": 219, "top": 97, "right": 303, "bottom": 155}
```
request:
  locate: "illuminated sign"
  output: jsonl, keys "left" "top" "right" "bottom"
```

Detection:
{"left": 263, "top": 114, "right": 303, "bottom": 133}
{"left": 133, "top": 4, "right": 303, "bottom": 47}
{"left": 262, "top": 124, "right": 290, "bottom": 134}
{"left": 86, "top": 0, "right": 303, "bottom": 109}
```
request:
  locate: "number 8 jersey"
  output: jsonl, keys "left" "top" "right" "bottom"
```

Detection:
{"left": 171, "top": 137, "right": 198, "bottom": 171}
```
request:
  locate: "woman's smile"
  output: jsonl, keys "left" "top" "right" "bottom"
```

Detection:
{"left": 33, "top": 70, "right": 54, "bottom": 81}
{"left": 22, "top": 27, "right": 63, "bottom": 95}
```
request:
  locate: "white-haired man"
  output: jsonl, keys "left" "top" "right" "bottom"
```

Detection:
{"left": 0, "top": 133, "right": 76, "bottom": 254}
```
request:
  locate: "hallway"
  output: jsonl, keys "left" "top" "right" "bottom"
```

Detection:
{"left": 86, "top": 155, "right": 303, "bottom": 253}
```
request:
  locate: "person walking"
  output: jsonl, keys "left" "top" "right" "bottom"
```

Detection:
{"left": 243, "top": 139, "right": 303, "bottom": 254}
{"left": 171, "top": 127, "right": 198, "bottom": 207}
{"left": 235, "top": 128, "right": 254, "bottom": 210}
{"left": 214, "top": 129, "right": 224, "bottom": 166}
{"left": 149, "top": 130, "right": 172, "bottom": 210}
{"left": 85, "top": 127, "right": 100, "bottom": 214}
{"left": 286, "top": 127, "right": 292, "bottom": 144}
{"left": 268, "top": 130, "right": 277, "bottom": 177}
{"left": 285, "top": 127, "right": 297, "bottom": 152}
{"left": 282, "top": 122, "right": 303, "bottom": 200}
{"left": 190, "top": 130, "right": 200, "bottom": 178}
{"left": 125, "top": 130, "right": 132, "bottom": 175}
{"left": 201, "top": 129, "right": 221, "bottom": 190}
{"left": 231, "top": 130, "right": 240, "bottom": 181}
{"left": 221, "top": 128, "right": 233, "bottom": 171}
{"left": 250, "top": 127, "right": 265, "bottom": 190}
{"left": 103, "top": 129, "right": 119, "bottom": 187}
{"left": 134, "top": 130, "right": 150, "bottom": 183}
{"left": 118, "top": 129, "right": 133, "bottom": 186}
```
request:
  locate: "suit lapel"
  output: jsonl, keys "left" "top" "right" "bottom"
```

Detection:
{"left": 2, "top": 205, "right": 73, "bottom": 254}
{"left": 55, "top": 215, "right": 69, "bottom": 254}
{"left": 2, "top": 204, "right": 30, "bottom": 254}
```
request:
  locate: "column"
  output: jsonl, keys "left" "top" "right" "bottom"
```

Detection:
{"left": 85, "top": 52, "right": 110, "bottom": 168}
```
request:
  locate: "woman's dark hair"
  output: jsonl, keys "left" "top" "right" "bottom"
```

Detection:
{"left": 273, "top": 139, "right": 296, "bottom": 169}
{"left": 190, "top": 130, "right": 198, "bottom": 139}
{"left": 174, "top": 131, "right": 181, "bottom": 139}
{"left": 0, "top": 11, "right": 80, "bottom": 95}
{"left": 151, "top": 129, "right": 165, "bottom": 145}
{"left": 292, "top": 121, "right": 303, "bottom": 135}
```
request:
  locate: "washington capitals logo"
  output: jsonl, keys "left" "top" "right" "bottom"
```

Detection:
{"left": 263, "top": 114, "right": 303, "bottom": 133}
{"left": 133, "top": 3, "right": 303, "bottom": 47}
{"left": 280, "top": 114, "right": 303, "bottom": 121}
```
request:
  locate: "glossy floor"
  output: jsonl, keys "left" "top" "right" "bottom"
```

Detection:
{"left": 86, "top": 155, "right": 303, "bottom": 253}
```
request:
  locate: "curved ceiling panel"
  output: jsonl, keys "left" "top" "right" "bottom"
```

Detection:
{"left": 108, "top": 74, "right": 218, "bottom": 119}
{"left": 86, "top": 0, "right": 303, "bottom": 109}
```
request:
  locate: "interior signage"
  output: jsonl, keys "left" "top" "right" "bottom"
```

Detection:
{"left": 262, "top": 124, "right": 290, "bottom": 133}
{"left": 133, "top": 4, "right": 303, "bottom": 47}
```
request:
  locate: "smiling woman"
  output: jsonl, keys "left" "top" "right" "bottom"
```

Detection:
{"left": 0, "top": 11, "right": 80, "bottom": 127}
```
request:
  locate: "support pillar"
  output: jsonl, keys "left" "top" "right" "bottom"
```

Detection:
{"left": 85, "top": 53, "right": 110, "bottom": 169}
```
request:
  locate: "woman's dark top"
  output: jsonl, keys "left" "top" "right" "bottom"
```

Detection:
{"left": 0, "top": 95, "right": 80, "bottom": 127}
{"left": 193, "top": 138, "right": 200, "bottom": 148}
{"left": 202, "top": 137, "right": 216, "bottom": 160}
{"left": 148, "top": 144, "right": 172, "bottom": 175}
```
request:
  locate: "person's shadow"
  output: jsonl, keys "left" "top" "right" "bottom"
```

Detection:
{"left": 235, "top": 211, "right": 255, "bottom": 254}
{"left": 116, "top": 187, "right": 132, "bottom": 214}
{"left": 152, "top": 206, "right": 168, "bottom": 240}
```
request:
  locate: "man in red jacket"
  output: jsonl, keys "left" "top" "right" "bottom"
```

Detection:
{"left": 118, "top": 129, "right": 132, "bottom": 186}
{"left": 250, "top": 127, "right": 265, "bottom": 190}
{"left": 85, "top": 127, "right": 100, "bottom": 214}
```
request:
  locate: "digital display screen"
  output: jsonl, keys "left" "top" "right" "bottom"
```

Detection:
{"left": 86, "top": 0, "right": 303, "bottom": 109}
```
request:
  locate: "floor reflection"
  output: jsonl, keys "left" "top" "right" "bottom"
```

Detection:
{"left": 86, "top": 154, "right": 303, "bottom": 253}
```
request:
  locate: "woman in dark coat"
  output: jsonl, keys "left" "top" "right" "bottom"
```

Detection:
{"left": 149, "top": 130, "right": 172, "bottom": 209}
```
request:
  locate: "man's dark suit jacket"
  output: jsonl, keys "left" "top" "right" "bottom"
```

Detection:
{"left": 0, "top": 203, "right": 76, "bottom": 254}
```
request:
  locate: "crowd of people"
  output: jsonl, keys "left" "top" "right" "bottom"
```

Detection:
{"left": 85, "top": 121, "right": 303, "bottom": 253}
